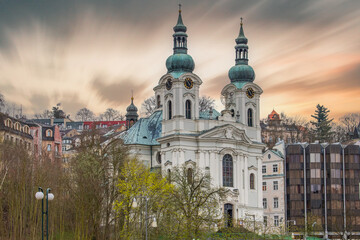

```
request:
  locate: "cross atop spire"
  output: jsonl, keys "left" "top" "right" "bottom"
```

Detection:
{"left": 179, "top": 3, "right": 182, "bottom": 13}
{"left": 240, "top": 17, "right": 243, "bottom": 26}
{"left": 131, "top": 90, "right": 134, "bottom": 101}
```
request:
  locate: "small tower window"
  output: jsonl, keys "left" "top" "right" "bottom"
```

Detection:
{"left": 157, "top": 95, "right": 161, "bottom": 108}
{"left": 247, "top": 108, "right": 253, "bottom": 127}
{"left": 185, "top": 100, "right": 191, "bottom": 119}
{"left": 168, "top": 101, "right": 172, "bottom": 120}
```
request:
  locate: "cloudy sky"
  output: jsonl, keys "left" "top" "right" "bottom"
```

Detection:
{"left": 0, "top": 0, "right": 359, "bottom": 120}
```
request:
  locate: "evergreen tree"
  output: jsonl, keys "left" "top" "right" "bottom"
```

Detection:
{"left": 310, "top": 104, "right": 333, "bottom": 142}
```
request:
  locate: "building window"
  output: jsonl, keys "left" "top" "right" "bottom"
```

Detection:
{"left": 268, "top": 154, "right": 271, "bottom": 159}
{"left": 274, "top": 197, "right": 279, "bottom": 208}
{"left": 274, "top": 216, "right": 279, "bottom": 227}
{"left": 47, "top": 144, "right": 51, "bottom": 151}
{"left": 311, "top": 169, "right": 321, "bottom": 178}
{"left": 273, "top": 181, "right": 278, "bottom": 190}
{"left": 311, "top": 184, "right": 321, "bottom": 194}
{"left": 310, "top": 153, "right": 321, "bottom": 163}
{"left": 223, "top": 154, "right": 233, "bottom": 187}
{"left": 168, "top": 101, "right": 172, "bottom": 120}
{"left": 263, "top": 198, "right": 267, "bottom": 209}
{"left": 46, "top": 130, "right": 53, "bottom": 137}
{"left": 262, "top": 182, "right": 267, "bottom": 191}
{"left": 273, "top": 164, "right": 278, "bottom": 173}
{"left": 157, "top": 95, "right": 161, "bottom": 108}
{"left": 187, "top": 168, "right": 193, "bottom": 184}
{"left": 264, "top": 216, "right": 268, "bottom": 226}
{"left": 247, "top": 109, "right": 253, "bottom": 127}
{"left": 250, "top": 173, "right": 255, "bottom": 189}
{"left": 185, "top": 100, "right": 191, "bottom": 119}
{"left": 262, "top": 165, "right": 266, "bottom": 173}
{"left": 156, "top": 152, "right": 161, "bottom": 164}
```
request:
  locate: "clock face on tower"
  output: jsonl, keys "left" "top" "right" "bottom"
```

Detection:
{"left": 184, "top": 77, "right": 194, "bottom": 89}
{"left": 246, "top": 87, "right": 255, "bottom": 99}
{"left": 166, "top": 79, "right": 173, "bottom": 90}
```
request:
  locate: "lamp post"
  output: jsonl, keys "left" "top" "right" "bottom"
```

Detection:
{"left": 132, "top": 196, "right": 157, "bottom": 240}
{"left": 286, "top": 220, "right": 296, "bottom": 235}
{"left": 35, "top": 187, "right": 54, "bottom": 240}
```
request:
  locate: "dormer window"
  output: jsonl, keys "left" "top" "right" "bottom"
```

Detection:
{"left": 4, "top": 119, "right": 12, "bottom": 128}
{"left": 46, "top": 129, "right": 53, "bottom": 137}
{"left": 14, "top": 122, "right": 21, "bottom": 131}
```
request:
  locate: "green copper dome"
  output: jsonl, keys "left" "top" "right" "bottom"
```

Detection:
{"left": 228, "top": 64, "right": 255, "bottom": 82}
{"left": 165, "top": 6, "right": 195, "bottom": 74}
{"left": 228, "top": 19, "right": 255, "bottom": 83}
{"left": 166, "top": 53, "right": 195, "bottom": 73}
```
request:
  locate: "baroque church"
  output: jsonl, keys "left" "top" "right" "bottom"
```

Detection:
{"left": 121, "top": 7, "right": 264, "bottom": 223}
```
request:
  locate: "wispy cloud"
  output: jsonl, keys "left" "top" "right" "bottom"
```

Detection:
{"left": 0, "top": 0, "right": 359, "bottom": 120}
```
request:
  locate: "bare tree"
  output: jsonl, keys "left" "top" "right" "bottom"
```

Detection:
{"left": 339, "top": 113, "right": 360, "bottom": 132}
{"left": 199, "top": 95, "right": 215, "bottom": 112}
{"left": 76, "top": 108, "right": 95, "bottom": 121}
{"left": 34, "top": 110, "right": 53, "bottom": 119}
{"left": 0, "top": 93, "right": 4, "bottom": 112}
{"left": 141, "top": 96, "right": 156, "bottom": 117}
{"left": 101, "top": 108, "right": 123, "bottom": 121}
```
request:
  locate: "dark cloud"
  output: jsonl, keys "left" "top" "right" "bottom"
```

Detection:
{"left": 90, "top": 75, "right": 148, "bottom": 106}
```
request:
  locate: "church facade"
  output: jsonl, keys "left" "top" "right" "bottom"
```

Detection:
{"left": 122, "top": 8, "right": 264, "bottom": 223}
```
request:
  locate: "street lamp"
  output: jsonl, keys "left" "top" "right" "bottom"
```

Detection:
{"left": 286, "top": 220, "right": 296, "bottom": 235}
{"left": 132, "top": 196, "right": 157, "bottom": 240}
{"left": 35, "top": 187, "right": 54, "bottom": 240}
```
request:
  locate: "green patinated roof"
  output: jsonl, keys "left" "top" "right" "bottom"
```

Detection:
{"left": 122, "top": 110, "right": 162, "bottom": 146}
{"left": 170, "top": 71, "right": 185, "bottom": 79}
{"left": 199, "top": 109, "right": 221, "bottom": 120}
{"left": 270, "top": 149, "right": 284, "bottom": 159}
{"left": 232, "top": 81, "right": 248, "bottom": 89}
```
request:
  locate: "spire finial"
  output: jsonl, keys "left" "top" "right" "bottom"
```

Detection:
{"left": 240, "top": 17, "right": 243, "bottom": 26}
{"left": 131, "top": 90, "right": 134, "bottom": 101}
{"left": 179, "top": 3, "right": 182, "bottom": 13}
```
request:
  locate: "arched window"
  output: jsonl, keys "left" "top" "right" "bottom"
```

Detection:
{"left": 185, "top": 100, "right": 191, "bottom": 119}
{"left": 14, "top": 122, "right": 21, "bottom": 131}
{"left": 156, "top": 152, "right": 161, "bottom": 164}
{"left": 250, "top": 173, "right": 255, "bottom": 189}
{"left": 46, "top": 129, "right": 53, "bottom": 137}
{"left": 5, "top": 119, "right": 12, "bottom": 127}
{"left": 187, "top": 168, "right": 193, "bottom": 184}
{"left": 230, "top": 109, "right": 235, "bottom": 117}
{"left": 168, "top": 101, "right": 172, "bottom": 120}
{"left": 223, "top": 154, "right": 233, "bottom": 187}
{"left": 157, "top": 95, "right": 161, "bottom": 108}
{"left": 247, "top": 108, "right": 253, "bottom": 127}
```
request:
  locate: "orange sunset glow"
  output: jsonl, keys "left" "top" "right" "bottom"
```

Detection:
{"left": 0, "top": 0, "right": 359, "bottom": 120}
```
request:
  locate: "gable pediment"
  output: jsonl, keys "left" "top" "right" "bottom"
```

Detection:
{"left": 199, "top": 125, "right": 252, "bottom": 144}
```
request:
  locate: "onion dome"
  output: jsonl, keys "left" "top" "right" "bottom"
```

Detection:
{"left": 126, "top": 96, "right": 139, "bottom": 120}
{"left": 228, "top": 18, "right": 255, "bottom": 83}
{"left": 166, "top": 5, "right": 195, "bottom": 74}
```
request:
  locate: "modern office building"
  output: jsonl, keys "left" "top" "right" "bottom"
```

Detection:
{"left": 285, "top": 143, "right": 360, "bottom": 239}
